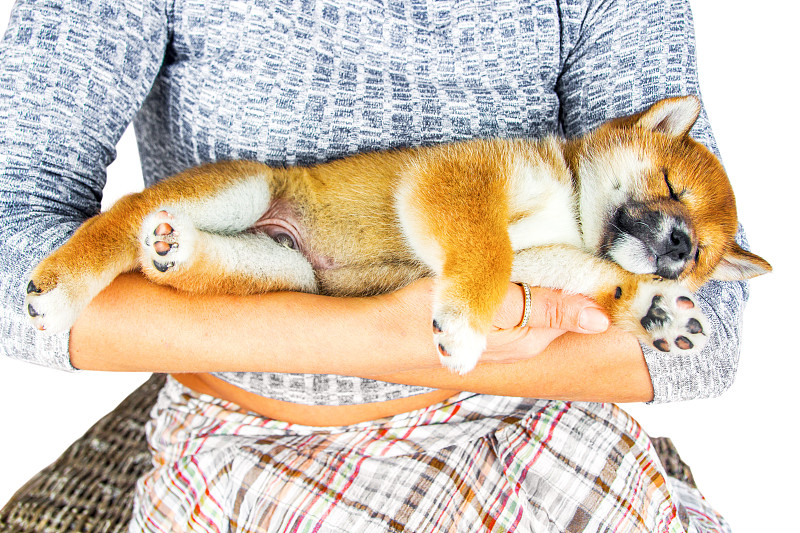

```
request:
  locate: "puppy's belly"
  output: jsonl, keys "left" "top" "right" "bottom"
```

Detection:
{"left": 248, "top": 198, "right": 428, "bottom": 296}
{"left": 316, "top": 261, "right": 433, "bottom": 297}
{"left": 249, "top": 198, "right": 335, "bottom": 271}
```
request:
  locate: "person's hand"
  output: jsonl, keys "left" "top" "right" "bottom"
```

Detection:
{"left": 481, "top": 282, "right": 609, "bottom": 364}
{"left": 386, "top": 278, "right": 609, "bottom": 367}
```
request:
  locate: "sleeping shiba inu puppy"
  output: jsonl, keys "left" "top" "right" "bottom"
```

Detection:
{"left": 25, "top": 96, "right": 770, "bottom": 374}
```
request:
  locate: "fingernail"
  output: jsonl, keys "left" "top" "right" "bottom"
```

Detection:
{"left": 579, "top": 308, "right": 609, "bottom": 332}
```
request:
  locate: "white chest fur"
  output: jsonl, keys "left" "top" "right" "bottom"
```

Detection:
{"left": 507, "top": 140, "right": 582, "bottom": 251}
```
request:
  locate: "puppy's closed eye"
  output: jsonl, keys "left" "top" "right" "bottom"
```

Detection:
{"left": 662, "top": 169, "right": 682, "bottom": 201}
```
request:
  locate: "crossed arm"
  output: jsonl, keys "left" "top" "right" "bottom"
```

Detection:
{"left": 69, "top": 272, "right": 654, "bottom": 403}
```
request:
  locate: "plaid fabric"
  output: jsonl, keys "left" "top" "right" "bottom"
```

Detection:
{"left": 129, "top": 377, "right": 729, "bottom": 532}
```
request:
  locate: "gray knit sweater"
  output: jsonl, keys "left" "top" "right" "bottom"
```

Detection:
{"left": 0, "top": 0, "right": 749, "bottom": 404}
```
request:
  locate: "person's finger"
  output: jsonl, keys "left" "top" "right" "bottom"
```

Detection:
{"left": 494, "top": 283, "right": 609, "bottom": 333}
{"left": 526, "top": 287, "right": 609, "bottom": 333}
{"left": 481, "top": 325, "right": 567, "bottom": 364}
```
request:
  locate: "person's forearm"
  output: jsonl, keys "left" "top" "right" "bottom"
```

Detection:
{"left": 368, "top": 328, "right": 653, "bottom": 403}
{"left": 69, "top": 272, "right": 441, "bottom": 375}
{"left": 363, "top": 279, "right": 653, "bottom": 402}
{"left": 70, "top": 272, "right": 653, "bottom": 402}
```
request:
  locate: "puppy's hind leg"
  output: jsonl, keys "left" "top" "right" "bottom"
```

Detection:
{"left": 139, "top": 211, "right": 317, "bottom": 295}
{"left": 25, "top": 193, "right": 155, "bottom": 334}
{"left": 137, "top": 163, "right": 317, "bottom": 294}
{"left": 25, "top": 161, "right": 293, "bottom": 334}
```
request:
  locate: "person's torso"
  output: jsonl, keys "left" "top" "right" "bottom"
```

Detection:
{"left": 135, "top": 0, "right": 565, "bottom": 179}
{"left": 134, "top": 0, "right": 568, "bottom": 406}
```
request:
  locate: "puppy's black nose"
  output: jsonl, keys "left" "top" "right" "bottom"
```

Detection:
{"left": 665, "top": 230, "right": 691, "bottom": 261}
{"left": 655, "top": 229, "right": 692, "bottom": 278}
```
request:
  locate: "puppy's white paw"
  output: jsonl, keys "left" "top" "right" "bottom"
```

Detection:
{"left": 140, "top": 209, "right": 198, "bottom": 273}
{"left": 25, "top": 280, "right": 85, "bottom": 335}
{"left": 432, "top": 308, "right": 486, "bottom": 375}
{"left": 631, "top": 280, "right": 708, "bottom": 354}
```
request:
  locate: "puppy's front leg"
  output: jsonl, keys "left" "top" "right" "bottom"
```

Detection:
{"left": 397, "top": 146, "right": 514, "bottom": 374}
{"left": 511, "top": 245, "right": 709, "bottom": 354}
{"left": 429, "top": 244, "right": 513, "bottom": 374}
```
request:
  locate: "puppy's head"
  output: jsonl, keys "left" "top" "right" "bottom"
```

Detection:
{"left": 575, "top": 96, "right": 771, "bottom": 289}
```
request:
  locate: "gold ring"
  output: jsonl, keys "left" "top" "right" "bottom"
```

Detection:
{"left": 516, "top": 282, "right": 531, "bottom": 328}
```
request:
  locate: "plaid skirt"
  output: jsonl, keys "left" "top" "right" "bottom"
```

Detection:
{"left": 129, "top": 376, "right": 729, "bottom": 532}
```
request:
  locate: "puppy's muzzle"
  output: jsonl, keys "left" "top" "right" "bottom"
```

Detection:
{"left": 603, "top": 203, "right": 696, "bottom": 279}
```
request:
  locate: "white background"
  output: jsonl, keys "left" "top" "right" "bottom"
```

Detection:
{"left": 1, "top": 2, "right": 797, "bottom": 531}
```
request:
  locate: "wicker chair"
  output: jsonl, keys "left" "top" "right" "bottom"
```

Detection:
{"left": 0, "top": 374, "right": 166, "bottom": 533}
{"left": 0, "top": 374, "right": 695, "bottom": 532}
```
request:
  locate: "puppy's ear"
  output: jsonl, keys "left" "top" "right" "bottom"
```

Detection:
{"left": 608, "top": 96, "right": 702, "bottom": 138}
{"left": 634, "top": 96, "right": 702, "bottom": 138}
{"left": 710, "top": 244, "right": 772, "bottom": 281}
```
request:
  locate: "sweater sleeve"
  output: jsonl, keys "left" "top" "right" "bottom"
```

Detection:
{"left": 0, "top": 0, "right": 168, "bottom": 370}
{"left": 556, "top": 0, "right": 748, "bottom": 402}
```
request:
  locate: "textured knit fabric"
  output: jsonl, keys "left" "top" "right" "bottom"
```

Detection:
{"left": 129, "top": 375, "right": 731, "bottom": 532}
{"left": 0, "top": 0, "right": 750, "bottom": 404}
